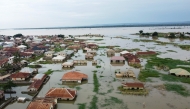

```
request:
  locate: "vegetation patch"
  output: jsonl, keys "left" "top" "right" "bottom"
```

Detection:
{"left": 128, "top": 63, "right": 141, "bottom": 68}
{"left": 164, "top": 83, "right": 190, "bottom": 96}
{"left": 138, "top": 69, "right": 160, "bottom": 82}
{"left": 27, "top": 54, "right": 44, "bottom": 62}
{"left": 78, "top": 103, "right": 86, "bottom": 109}
{"left": 96, "top": 65, "right": 101, "bottom": 68}
{"left": 92, "top": 70, "right": 98, "bottom": 73}
{"left": 178, "top": 45, "right": 190, "bottom": 50}
{"left": 27, "top": 64, "right": 42, "bottom": 68}
{"left": 75, "top": 86, "right": 82, "bottom": 90}
{"left": 167, "top": 50, "right": 177, "bottom": 53}
{"left": 94, "top": 39, "right": 103, "bottom": 41}
{"left": 37, "top": 60, "right": 53, "bottom": 64}
{"left": 44, "top": 69, "right": 54, "bottom": 75}
{"left": 89, "top": 95, "right": 98, "bottom": 109}
{"left": 93, "top": 73, "right": 99, "bottom": 93}
{"left": 162, "top": 74, "right": 190, "bottom": 84}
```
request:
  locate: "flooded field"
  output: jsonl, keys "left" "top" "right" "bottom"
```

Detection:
{"left": 2, "top": 27, "right": 190, "bottom": 109}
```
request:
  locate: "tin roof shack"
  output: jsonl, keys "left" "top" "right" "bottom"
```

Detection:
{"left": 27, "top": 80, "right": 43, "bottom": 91}
{"left": 136, "top": 51, "right": 157, "bottom": 56}
{"left": 123, "top": 53, "right": 141, "bottom": 67}
{"left": 27, "top": 97, "right": 57, "bottom": 109}
{"left": 122, "top": 83, "right": 144, "bottom": 90}
{"left": 107, "top": 49, "right": 115, "bottom": 56}
{"left": 0, "top": 90, "right": 4, "bottom": 99}
{"left": 45, "top": 88, "right": 77, "bottom": 101}
{"left": 110, "top": 56, "right": 125, "bottom": 64}
{"left": 85, "top": 53, "right": 94, "bottom": 59}
{"left": 169, "top": 68, "right": 190, "bottom": 77}
{"left": 62, "top": 71, "right": 88, "bottom": 83}
{"left": 10, "top": 72, "right": 30, "bottom": 81}
{"left": 62, "top": 62, "right": 74, "bottom": 68}
{"left": 32, "top": 74, "right": 47, "bottom": 82}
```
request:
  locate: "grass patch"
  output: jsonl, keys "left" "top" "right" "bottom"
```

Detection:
{"left": 89, "top": 95, "right": 98, "bottom": 109}
{"left": 27, "top": 54, "right": 44, "bottom": 62}
{"left": 164, "top": 83, "right": 190, "bottom": 96}
{"left": 54, "top": 47, "right": 64, "bottom": 52}
{"left": 27, "top": 64, "right": 42, "bottom": 68}
{"left": 138, "top": 69, "right": 160, "bottom": 82}
{"left": 145, "top": 57, "right": 190, "bottom": 72}
{"left": 100, "top": 75, "right": 104, "bottom": 78}
{"left": 178, "top": 45, "right": 190, "bottom": 50}
{"left": 94, "top": 39, "right": 103, "bottom": 41}
{"left": 162, "top": 74, "right": 190, "bottom": 84}
{"left": 37, "top": 60, "right": 53, "bottom": 64}
{"left": 78, "top": 103, "right": 86, "bottom": 109}
{"left": 96, "top": 65, "right": 101, "bottom": 68}
{"left": 167, "top": 50, "right": 177, "bottom": 53}
{"left": 93, "top": 73, "right": 99, "bottom": 93}
{"left": 92, "top": 70, "right": 98, "bottom": 73}
{"left": 75, "top": 86, "right": 82, "bottom": 90}
{"left": 44, "top": 69, "right": 54, "bottom": 75}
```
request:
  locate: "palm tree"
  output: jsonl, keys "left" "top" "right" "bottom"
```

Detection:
{"left": 3, "top": 81, "right": 17, "bottom": 98}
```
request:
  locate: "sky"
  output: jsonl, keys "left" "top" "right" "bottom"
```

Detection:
{"left": 0, "top": 0, "right": 190, "bottom": 28}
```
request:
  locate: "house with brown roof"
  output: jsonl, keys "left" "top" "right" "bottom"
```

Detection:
{"left": 27, "top": 80, "right": 44, "bottom": 91}
{"left": 110, "top": 56, "right": 125, "bottom": 63}
{"left": 27, "top": 97, "right": 57, "bottom": 109}
{"left": 122, "top": 82, "right": 144, "bottom": 90}
{"left": 0, "top": 90, "right": 4, "bottom": 99}
{"left": 87, "top": 44, "right": 98, "bottom": 49}
{"left": 123, "top": 53, "right": 140, "bottom": 65}
{"left": 45, "top": 88, "right": 77, "bottom": 100}
{"left": 62, "top": 62, "right": 74, "bottom": 68}
{"left": 136, "top": 51, "right": 156, "bottom": 56}
{"left": 10, "top": 72, "right": 30, "bottom": 81}
{"left": 85, "top": 53, "right": 94, "bottom": 59}
{"left": 62, "top": 71, "right": 88, "bottom": 83}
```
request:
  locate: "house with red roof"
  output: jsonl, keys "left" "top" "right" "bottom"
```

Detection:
{"left": 10, "top": 72, "right": 30, "bottom": 81}
{"left": 62, "top": 71, "right": 88, "bottom": 83}
{"left": 122, "top": 82, "right": 144, "bottom": 90}
{"left": 27, "top": 80, "right": 44, "bottom": 91}
{"left": 45, "top": 88, "right": 77, "bottom": 100}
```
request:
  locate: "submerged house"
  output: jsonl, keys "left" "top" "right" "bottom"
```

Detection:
{"left": 110, "top": 56, "right": 125, "bottom": 63}
{"left": 52, "top": 55, "right": 66, "bottom": 62}
{"left": 62, "top": 62, "right": 74, "bottom": 68}
{"left": 27, "top": 97, "right": 57, "bottom": 109}
{"left": 85, "top": 53, "right": 94, "bottom": 59}
{"left": 169, "top": 68, "right": 190, "bottom": 77}
{"left": 87, "top": 44, "right": 98, "bottom": 49}
{"left": 136, "top": 51, "right": 156, "bottom": 56}
{"left": 62, "top": 71, "right": 88, "bottom": 83}
{"left": 122, "top": 83, "right": 144, "bottom": 90}
{"left": 27, "top": 80, "right": 44, "bottom": 91}
{"left": 44, "top": 51, "right": 55, "bottom": 58}
{"left": 45, "top": 88, "right": 77, "bottom": 100}
{"left": 107, "top": 49, "right": 115, "bottom": 56}
{"left": 115, "top": 70, "right": 136, "bottom": 78}
{"left": 120, "top": 51, "right": 129, "bottom": 56}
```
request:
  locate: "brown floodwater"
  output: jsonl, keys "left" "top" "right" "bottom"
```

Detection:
{"left": 3, "top": 27, "right": 190, "bottom": 109}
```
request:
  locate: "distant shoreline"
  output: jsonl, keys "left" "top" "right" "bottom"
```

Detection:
{"left": 1, "top": 22, "right": 190, "bottom": 30}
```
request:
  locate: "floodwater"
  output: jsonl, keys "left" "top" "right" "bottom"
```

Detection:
{"left": 2, "top": 27, "right": 190, "bottom": 109}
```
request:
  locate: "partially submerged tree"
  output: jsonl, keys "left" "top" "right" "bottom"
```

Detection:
{"left": 13, "top": 33, "right": 23, "bottom": 38}
{"left": 139, "top": 30, "right": 143, "bottom": 34}
{"left": 3, "top": 81, "right": 17, "bottom": 97}
{"left": 168, "top": 33, "right": 175, "bottom": 38}
{"left": 152, "top": 32, "right": 158, "bottom": 37}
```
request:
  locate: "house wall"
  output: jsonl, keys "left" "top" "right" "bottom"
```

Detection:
{"left": 111, "top": 60, "right": 125, "bottom": 63}
{"left": 123, "top": 86, "right": 143, "bottom": 90}
{"left": 57, "top": 97, "right": 74, "bottom": 101}
{"left": 45, "top": 53, "right": 53, "bottom": 57}
{"left": 52, "top": 59, "right": 64, "bottom": 62}
{"left": 12, "top": 78, "right": 26, "bottom": 81}
{"left": 28, "top": 88, "right": 37, "bottom": 91}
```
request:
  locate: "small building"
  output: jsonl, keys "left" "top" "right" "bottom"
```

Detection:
{"left": 27, "top": 97, "right": 57, "bottom": 109}
{"left": 60, "top": 44, "right": 66, "bottom": 48}
{"left": 0, "top": 90, "right": 4, "bottom": 99}
{"left": 169, "top": 68, "right": 190, "bottom": 77}
{"left": 45, "top": 51, "right": 55, "bottom": 58}
{"left": 73, "top": 60, "right": 87, "bottom": 64}
{"left": 110, "top": 56, "right": 125, "bottom": 63}
{"left": 85, "top": 53, "right": 94, "bottom": 59}
{"left": 17, "top": 97, "right": 27, "bottom": 102}
{"left": 45, "top": 88, "right": 77, "bottom": 100}
{"left": 10, "top": 72, "right": 30, "bottom": 81}
{"left": 20, "top": 67, "right": 35, "bottom": 74}
{"left": 115, "top": 70, "right": 136, "bottom": 78}
{"left": 62, "top": 62, "right": 74, "bottom": 68}
{"left": 52, "top": 56, "right": 66, "bottom": 62}
{"left": 62, "top": 71, "right": 88, "bottom": 83}
{"left": 122, "top": 83, "right": 144, "bottom": 90}
{"left": 54, "top": 51, "right": 67, "bottom": 57}
{"left": 107, "top": 49, "right": 115, "bottom": 55}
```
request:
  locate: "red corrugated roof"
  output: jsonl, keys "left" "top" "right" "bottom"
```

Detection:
{"left": 10, "top": 72, "right": 30, "bottom": 78}
{"left": 62, "top": 71, "right": 88, "bottom": 80}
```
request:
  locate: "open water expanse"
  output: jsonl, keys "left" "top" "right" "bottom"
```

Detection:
{"left": 1, "top": 26, "right": 190, "bottom": 109}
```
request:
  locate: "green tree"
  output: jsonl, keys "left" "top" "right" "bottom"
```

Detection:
{"left": 3, "top": 81, "right": 17, "bottom": 97}
{"left": 57, "top": 34, "right": 65, "bottom": 38}
{"left": 169, "top": 33, "right": 176, "bottom": 38}
{"left": 139, "top": 30, "right": 143, "bottom": 34}
{"left": 152, "top": 32, "right": 158, "bottom": 37}
{"left": 13, "top": 33, "right": 23, "bottom": 38}
{"left": 13, "top": 51, "right": 21, "bottom": 65}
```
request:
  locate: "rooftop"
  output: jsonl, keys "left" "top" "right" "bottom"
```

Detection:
{"left": 111, "top": 56, "right": 125, "bottom": 60}
{"left": 62, "top": 71, "right": 88, "bottom": 80}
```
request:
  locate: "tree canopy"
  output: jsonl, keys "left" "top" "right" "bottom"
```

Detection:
{"left": 139, "top": 30, "right": 143, "bottom": 34}
{"left": 169, "top": 33, "right": 176, "bottom": 38}
{"left": 57, "top": 34, "right": 65, "bottom": 38}
{"left": 152, "top": 32, "right": 158, "bottom": 37}
{"left": 13, "top": 33, "right": 23, "bottom": 38}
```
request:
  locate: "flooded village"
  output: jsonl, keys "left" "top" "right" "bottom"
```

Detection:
{"left": 0, "top": 27, "right": 190, "bottom": 109}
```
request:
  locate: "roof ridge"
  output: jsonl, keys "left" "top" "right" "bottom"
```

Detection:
{"left": 46, "top": 88, "right": 56, "bottom": 96}
{"left": 65, "top": 88, "right": 74, "bottom": 98}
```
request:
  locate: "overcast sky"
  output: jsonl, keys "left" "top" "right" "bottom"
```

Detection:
{"left": 0, "top": 0, "right": 190, "bottom": 28}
